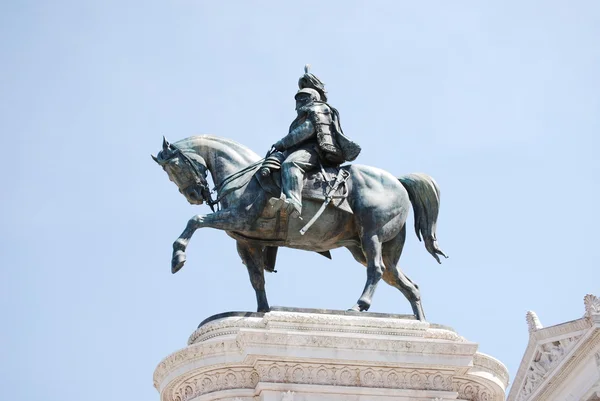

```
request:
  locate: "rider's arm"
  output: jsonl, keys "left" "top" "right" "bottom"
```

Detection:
{"left": 274, "top": 119, "right": 316, "bottom": 150}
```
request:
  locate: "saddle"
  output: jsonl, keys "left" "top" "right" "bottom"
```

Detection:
{"left": 234, "top": 154, "right": 352, "bottom": 244}
{"left": 256, "top": 154, "right": 352, "bottom": 214}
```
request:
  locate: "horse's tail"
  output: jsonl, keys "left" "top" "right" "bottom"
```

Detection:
{"left": 398, "top": 173, "right": 448, "bottom": 264}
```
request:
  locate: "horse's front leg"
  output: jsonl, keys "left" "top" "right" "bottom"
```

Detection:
{"left": 171, "top": 210, "right": 251, "bottom": 273}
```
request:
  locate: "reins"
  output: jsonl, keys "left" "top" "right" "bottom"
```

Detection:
{"left": 209, "top": 159, "right": 265, "bottom": 209}
{"left": 169, "top": 144, "right": 265, "bottom": 212}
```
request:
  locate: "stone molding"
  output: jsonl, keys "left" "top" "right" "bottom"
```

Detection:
{"left": 473, "top": 353, "right": 510, "bottom": 388}
{"left": 186, "top": 312, "right": 466, "bottom": 346}
{"left": 155, "top": 310, "right": 508, "bottom": 401}
{"left": 155, "top": 331, "right": 479, "bottom": 389}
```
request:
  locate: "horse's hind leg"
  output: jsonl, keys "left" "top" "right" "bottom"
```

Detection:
{"left": 350, "top": 234, "right": 385, "bottom": 312}
{"left": 236, "top": 241, "right": 270, "bottom": 312}
{"left": 381, "top": 225, "right": 426, "bottom": 320}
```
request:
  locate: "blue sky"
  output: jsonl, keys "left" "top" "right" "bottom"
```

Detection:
{"left": 1, "top": 1, "right": 599, "bottom": 400}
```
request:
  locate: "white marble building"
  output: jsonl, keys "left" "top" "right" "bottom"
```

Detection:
{"left": 154, "top": 295, "right": 600, "bottom": 401}
{"left": 154, "top": 309, "right": 508, "bottom": 401}
{"left": 508, "top": 294, "right": 600, "bottom": 401}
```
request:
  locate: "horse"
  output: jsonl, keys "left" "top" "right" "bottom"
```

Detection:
{"left": 152, "top": 135, "right": 447, "bottom": 320}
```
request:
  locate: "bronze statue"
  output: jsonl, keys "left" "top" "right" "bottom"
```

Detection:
{"left": 153, "top": 67, "right": 447, "bottom": 320}
{"left": 269, "top": 66, "right": 361, "bottom": 217}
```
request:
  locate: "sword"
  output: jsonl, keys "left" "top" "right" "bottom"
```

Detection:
{"left": 300, "top": 169, "right": 349, "bottom": 235}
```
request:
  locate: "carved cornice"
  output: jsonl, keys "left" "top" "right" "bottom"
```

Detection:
{"left": 531, "top": 318, "right": 591, "bottom": 342}
{"left": 473, "top": 353, "right": 510, "bottom": 388}
{"left": 186, "top": 311, "right": 460, "bottom": 346}
{"left": 188, "top": 316, "right": 267, "bottom": 345}
{"left": 155, "top": 330, "right": 480, "bottom": 389}
{"left": 154, "top": 341, "right": 242, "bottom": 390}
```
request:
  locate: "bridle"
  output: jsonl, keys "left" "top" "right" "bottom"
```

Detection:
{"left": 166, "top": 145, "right": 218, "bottom": 212}
{"left": 164, "top": 144, "right": 266, "bottom": 213}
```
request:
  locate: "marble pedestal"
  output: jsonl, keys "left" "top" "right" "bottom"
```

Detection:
{"left": 153, "top": 308, "right": 508, "bottom": 401}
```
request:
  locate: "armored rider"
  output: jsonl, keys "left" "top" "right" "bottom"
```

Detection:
{"left": 270, "top": 66, "right": 361, "bottom": 217}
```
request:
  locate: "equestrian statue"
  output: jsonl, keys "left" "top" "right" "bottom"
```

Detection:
{"left": 152, "top": 66, "right": 447, "bottom": 320}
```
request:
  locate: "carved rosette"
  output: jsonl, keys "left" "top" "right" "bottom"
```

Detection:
{"left": 155, "top": 311, "right": 509, "bottom": 401}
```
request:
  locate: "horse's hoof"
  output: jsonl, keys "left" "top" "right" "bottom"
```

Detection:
{"left": 172, "top": 252, "right": 186, "bottom": 274}
{"left": 348, "top": 305, "right": 361, "bottom": 312}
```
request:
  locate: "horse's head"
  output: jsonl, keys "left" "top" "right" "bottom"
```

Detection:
{"left": 152, "top": 137, "right": 212, "bottom": 206}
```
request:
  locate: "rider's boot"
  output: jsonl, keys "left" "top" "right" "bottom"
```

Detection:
{"left": 269, "top": 195, "right": 286, "bottom": 211}
{"left": 268, "top": 195, "right": 301, "bottom": 218}
{"left": 283, "top": 198, "right": 301, "bottom": 219}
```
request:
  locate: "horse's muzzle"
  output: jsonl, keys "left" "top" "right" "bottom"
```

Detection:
{"left": 183, "top": 185, "right": 205, "bottom": 205}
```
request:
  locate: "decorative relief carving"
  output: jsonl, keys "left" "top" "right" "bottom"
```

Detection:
{"left": 169, "top": 362, "right": 455, "bottom": 401}
{"left": 453, "top": 378, "right": 493, "bottom": 401}
{"left": 154, "top": 340, "right": 242, "bottom": 388}
{"left": 584, "top": 294, "right": 600, "bottom": 318}
{"left": 532, "top": 332, "right": 600, "bottom": 401}
{"left": 526, "top": 311, "right": 543, "bottom": 334}
{"left": 518, "top": 335, "right": 582, "bottom": 400}
{"left": 254, "top": 362, "right": 453, "bottom": 391}
{"left": 171, "top": 367, "right": 257, "bottom": 401}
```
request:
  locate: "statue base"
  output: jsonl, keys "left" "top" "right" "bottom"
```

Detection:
{"left": 153, "top": 307, "right": 508, "bottom": 401}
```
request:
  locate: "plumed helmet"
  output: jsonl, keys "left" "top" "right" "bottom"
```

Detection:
{"left": 294, "top": 87, "right": 321, "bottom": 102}
{"left": 297, "top": 64, "right": 327, "bottom": 102}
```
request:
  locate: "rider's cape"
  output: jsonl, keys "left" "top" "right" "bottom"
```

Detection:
{"left": 291, "top": 102, "right": 361, "bottom": 165}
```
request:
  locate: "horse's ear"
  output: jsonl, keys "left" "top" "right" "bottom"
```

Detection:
{"left": 162, "top": 136, "right": 170, "bottom": 151}
{"left": 151, "top": 154, "right": 160, "bottom": 164}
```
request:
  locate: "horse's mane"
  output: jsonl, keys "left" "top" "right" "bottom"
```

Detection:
{"left": 174, "top": 135, "right": 261, "bottom": 163}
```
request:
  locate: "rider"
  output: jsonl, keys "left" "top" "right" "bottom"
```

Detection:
{"left": 271, "top": 66, "right": 361, "bottom": 217}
